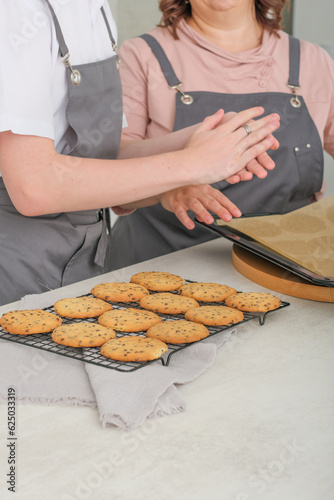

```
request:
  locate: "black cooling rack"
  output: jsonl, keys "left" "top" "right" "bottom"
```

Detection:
{"left": 0, "top": 283, "right": 290, "bottom": 372}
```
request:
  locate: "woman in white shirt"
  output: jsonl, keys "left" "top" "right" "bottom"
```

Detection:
{"left": 0, "top": 0, "right": 280, "bottom": 305}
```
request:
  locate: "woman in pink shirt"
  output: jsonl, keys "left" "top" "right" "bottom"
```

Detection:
{"left": 110, "top": 0, "right": 334, "bottom": 269}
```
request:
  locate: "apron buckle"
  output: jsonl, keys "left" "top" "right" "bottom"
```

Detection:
{"left": 288, "top": 85, "right": 302, "bottom": 108}
{"left": 62, "top": 53, "right": 82, "bottom": 86}
{"left": 111, "top": 43, "right": 121, "bottom": 70}
{"left": 170, "top": 84, "right": 194, "bottom": 105}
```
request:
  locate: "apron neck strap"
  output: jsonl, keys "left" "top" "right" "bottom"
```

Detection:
{"left": 288, "top": 35, "right": 301, "bottom": 88}
{"left": 44, "top": 0, "right": 118, "bottom": 58}
{"left": 142, "top": 32, "right": 302, "bottom": 91}
{"left": 139, "top": 34, "right": 182, "bottom": 88}
{"left": 101, "top": 6, "right": 117, "bottom": 50}
{"left": 44, "top": 0, "right": 68, "bottom": 57}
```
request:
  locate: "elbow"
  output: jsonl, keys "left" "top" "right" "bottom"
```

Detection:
{"left": 16, "top": 203, "right": 46, "bottom": 218}
{"left": 6, "top": 184, "right": 53, "bottom": 217}
{"left": 12, "top": 199, "right": 47, "bottom": 218}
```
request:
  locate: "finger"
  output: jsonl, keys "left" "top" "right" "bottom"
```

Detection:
{"left": 244, "top": 159, "right": 268, "bottom": 179}
{"left": 192, "top": 208, "right": 214, "bottom": 225}
{"left": 218, "top": 111, "right": 237, "bottom": 126}
{"left": 196, "top": 109, "right": 225, "bottom": 133}
{"left": 211, "top": 192, "right": 242, "bottom": 219}
{"left": 235, "top": 168, "right": 253, "bottom": 181}
{"left": 178, "top": 194, "right": 235, "bottom": 225}
{"left": 237, "top": 118, "right": 280, "bottom": 160}
{"left": 225, "top": 174, "right": 242, "bottom": 184}
{"left": 240, "top": 135, "right": 278, "bottom": 167}
{"left": 269, "top": 136, "right": 279, "bottom": 150}
{"left": 239, "top": 118, "right": 279, "bottom": 149}
{"left": 216, "top": 107, "right": 266, "bottom": 135}
{"left": 233, "top": 114, "right": 280, "bottom": 144}
{"left": 185, "top": 197, "right": 217, "bottom": 225}
{"left": 253, "top": 152, "right": 276, "bottom": 171}
{"left": 173, "top": 206, "right": 196, "bottom": 230}
{"left": 192, "top": 190, "right": 242, "bottom": 221}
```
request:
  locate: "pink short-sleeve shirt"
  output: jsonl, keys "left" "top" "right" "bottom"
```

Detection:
{"left": 119, "top": 20, "right": 334, "bottom": 160}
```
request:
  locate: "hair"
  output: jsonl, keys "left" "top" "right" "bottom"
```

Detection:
{"left": 158, "top": 0, "right": 290, "bottom": 39}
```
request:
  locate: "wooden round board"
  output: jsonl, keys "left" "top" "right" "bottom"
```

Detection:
{"left": 232, "top": 244, "right": 334, "bottom": 303}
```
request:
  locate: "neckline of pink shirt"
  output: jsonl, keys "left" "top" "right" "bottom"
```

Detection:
{"left": 177, "top": 18, "right": 276, "bottom": 64}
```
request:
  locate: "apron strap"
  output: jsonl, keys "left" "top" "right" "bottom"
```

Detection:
{"left": 94, "top": 208, "right": 109, "bottom": 268}
{"left": 143, "top": 32, "right": 302, "bottom": 90}
{"left": 140, "top": 32, "right": 301, "bottom": 90}
{"left": 44, "top": 0, "right": 68, "bottom": 57}
{"left": 139, "top": 34, "right": 182, "bottom": 87}
{"left": 288, "top": 35, "right": 301, "bottom": 88}
{"left": 44, "top": 1, "right": 118, "bottom": 58}
{"left": 101, "top": 7, "right": 118, "bottom": 49}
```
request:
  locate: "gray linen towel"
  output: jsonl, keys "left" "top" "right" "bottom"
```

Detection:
{"left": 0, "top": 291, "right": 235, "bottom": 430}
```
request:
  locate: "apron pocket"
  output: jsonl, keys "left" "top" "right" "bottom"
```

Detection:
{"left": 62, "top": 218, "right": 105, "bottom": 287}
{"left": 293, "top": 143, "right": 323, "bottom": 200}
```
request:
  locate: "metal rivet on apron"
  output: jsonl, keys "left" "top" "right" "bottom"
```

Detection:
{"left": 288, "top": 85, "right": 301, "bottom": 108}
{"left": 62, "top": 53, "right": 82, "bottom": 86}
{"left": 295, "top": 147, "right": 299, "bottom": 152}
{"left": 70, "top": 69, "right": 81, "bottom": 85}
{"left": 170, "top": 84, "right": 194, "bottom": 106}
{"left": 306, "top": 143, "right": 311, "bottom": 148}
{"left": 290, "top": 96, "right": 301, "bottom": 108}
{"left": 181, "top": 94, "right": 194, "bottom": 105}
{"left": 111, "top": 43, "right": 121, "bottom": 70}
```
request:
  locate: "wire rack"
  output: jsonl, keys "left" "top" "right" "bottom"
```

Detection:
{"left": 0, "top": 282, "right": 290, "bottom": 372}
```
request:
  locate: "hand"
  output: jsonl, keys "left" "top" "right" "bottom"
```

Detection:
{"left": 159, "top": 184, "right": 242, "bottom": 230}
{"left": 183, "top": 107, "right": 280, "bottom": 186}
{"left": 212, "top": 111, "right": 279, "bottom": 184}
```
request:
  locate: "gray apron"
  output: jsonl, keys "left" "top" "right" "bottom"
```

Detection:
{"left": 110, "top": 34, "right": 324, "bottom": 269}
{"left": 0, "top": 2, "right": 123, "bottom": 305}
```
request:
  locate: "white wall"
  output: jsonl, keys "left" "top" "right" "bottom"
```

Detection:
{"left": 293, "top": 0, "right": 334, "bottom": 198}
{"left": 109, "top": 0, "right": 160, "bottom": 45}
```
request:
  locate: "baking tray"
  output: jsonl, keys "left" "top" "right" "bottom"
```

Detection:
{"left": 0, "top": 282, "right": 290, "bottom": 372}
{"left": 196, "top": 215, "right": 334, "bottom": 287}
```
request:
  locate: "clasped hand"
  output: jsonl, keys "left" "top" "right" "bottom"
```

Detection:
{"left": 160, "top": 107, "right": 280, "bottom": 229}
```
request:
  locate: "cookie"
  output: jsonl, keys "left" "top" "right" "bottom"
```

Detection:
{"left": 91, "top": 282, "right": 149, "bottom": 302}
{"left": 146, "top": 319, "right": 209, "bottom": 344}
{"left": 179, "top": 282, "right": 237, "bottom": 302}
{"left": 52, "top": 322, "right": 116, "bottom": 347}
{"left": 53, "top": 297, "right": 112, "bottom": 318}
{"left": 224, "top": 292, "right": 281, "bottom": 312}
{"left": 101, "top": 336, "right": 168, "bottom": 362}
{"left": 98, "top": 308, "right": 162, "bottom": 332}
{"left": 130, "top": 271, "right": 185, "bottom": 291}
{"left": 0, "top": 309, "right": 62, "bottom": 335}
{"left": 185, "top": 305, "right": 244, "bottom": 326}
{"left": 140, "top": 292, "right": 199, "bottom": 315}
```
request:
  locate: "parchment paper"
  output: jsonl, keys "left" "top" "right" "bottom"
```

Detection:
{"left": 217, "top": 196, "right": 334, "bottom": 278}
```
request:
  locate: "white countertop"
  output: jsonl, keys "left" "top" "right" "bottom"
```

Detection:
{"left": 0, "top": 238, "right": 333, "bottom": 500}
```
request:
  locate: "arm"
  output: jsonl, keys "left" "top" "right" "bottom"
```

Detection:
{"left": 0, "top": 107, "right": 279, "bottom": 216}
{"left": 119, "top": 113, "right": 279, "bottom": 182}
{"left": 114, "top": 109, "right": 280, "bottom": 224}
{"left": 118, "top": 37, "right": 278, "bottom": 184}
{"left": 118, "top": 124, "right": 198, "bottom": 159}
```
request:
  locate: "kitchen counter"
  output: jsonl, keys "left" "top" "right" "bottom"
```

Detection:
{"left": 0, "top": 238, "right": 333, "bottom": 500}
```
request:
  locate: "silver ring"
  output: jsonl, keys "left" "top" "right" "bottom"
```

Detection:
{"left": 243, "top": 124, "right": 252, "bottom": 135}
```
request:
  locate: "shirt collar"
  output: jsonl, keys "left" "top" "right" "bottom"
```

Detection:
{"left": 179, "top": 18, "right": 275, "bottom": 64}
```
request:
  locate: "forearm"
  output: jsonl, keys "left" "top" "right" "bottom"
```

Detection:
{"left": 116, "top": 125, "right": 200, "bottom": 209}
{"left": 0, "top": 133, "right": 194, "bottom": 216}
{"left": 118, "top": 124, "right": 199, "bottom": 159}
{"left": 0, "top": 108, "right": 280, "bottom": 216}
